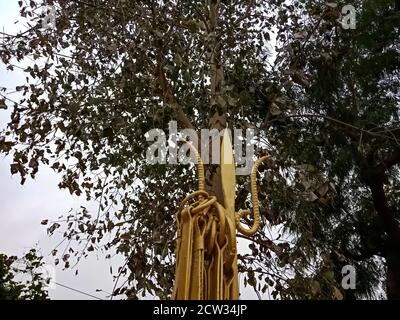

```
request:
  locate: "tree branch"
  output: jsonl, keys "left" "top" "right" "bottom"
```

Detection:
{"left": 267, "top": 113, "right": 400, "bottom": 143}
{"left": 236, "top": 233, "right": 284, "bottom": 255}
{"left": 154, "top": 64, "right": 195, "bottom": 130}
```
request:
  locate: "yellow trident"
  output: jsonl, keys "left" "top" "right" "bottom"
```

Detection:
{"left": 172, "top": 129, "right": 270, "bottom": 300}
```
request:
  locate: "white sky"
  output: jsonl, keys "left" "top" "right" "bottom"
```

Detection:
{"left": 0, "top": 0, "right": 120, "bottom": 300}
{"left": 0, "top": 0, "right": 263, "bottom": 300}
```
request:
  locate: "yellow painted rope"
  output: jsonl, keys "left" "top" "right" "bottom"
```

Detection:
{"left": 185, "top": 142, "right": 205, "bottom": 192}
{"left": 180, "top": 144, "right": 270, "bottom": 237}
{"left": 236, "top": 155, "right": 271, "bottom": 236}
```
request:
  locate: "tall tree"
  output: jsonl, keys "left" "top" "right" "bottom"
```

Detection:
{"left": 262, "top": 0, "right": 400, "bottom": 298}
{"left": 1, "top": 0, "right": 399, "bottom": 299}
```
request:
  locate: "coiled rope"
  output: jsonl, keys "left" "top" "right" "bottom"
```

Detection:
{"left": 184, "top": 142, "right": 270, "bottom": 235}
{"left": 236, "top": 155, "right": 271, "bottom": 236}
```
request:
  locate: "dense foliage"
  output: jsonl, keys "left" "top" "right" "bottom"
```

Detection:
{"left": 0, "top": 0, "right": 399, "bottom": 299}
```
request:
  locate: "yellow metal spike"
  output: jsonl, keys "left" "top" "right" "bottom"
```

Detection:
{"left": 220, "top": 129, "right": 239, "bottom": 299}
{"left": 220, "top": 129, "right": 235, "bottom": 216}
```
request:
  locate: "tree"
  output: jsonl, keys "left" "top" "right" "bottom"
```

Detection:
{"left": 263, "top": 0, "right": 400, "bottom": 299}
{"left": 0, "top": 0, "right": 399, "bottom": 299}
{"left": 0, "top": 249, "right": 50, "bottom": 300}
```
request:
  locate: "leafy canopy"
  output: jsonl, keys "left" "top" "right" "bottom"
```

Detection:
{"left": 1, "top": 0, "right": 399, "bottom": 299}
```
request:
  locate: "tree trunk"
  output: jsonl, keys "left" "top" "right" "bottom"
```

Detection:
{"left": 386, "top": 254, "right": 400, "bottom": 299}
{"left": 207, "top": 0, "right": 226, "bottom": 204}
{"left": 362, "top": 162, "right": 400, "bottom": 299}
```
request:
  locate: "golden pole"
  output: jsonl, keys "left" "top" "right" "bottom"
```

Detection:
{"left": 172, "top": 129, "right": 270, "bottom": 300}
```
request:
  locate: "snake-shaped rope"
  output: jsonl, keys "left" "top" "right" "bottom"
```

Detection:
{"left": 183, "top": 141, "right": 270, "bottom": 237}
{"left": 235, "top": 155, "right": 271, "bottom": 237}
{"left": 185, "top": 142, "right": 205, "bottom": 192}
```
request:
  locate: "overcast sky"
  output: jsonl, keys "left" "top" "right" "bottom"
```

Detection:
{"left": 0, "top": 0, "right": 121, "bottom": 300}
{"left": 0, "top": 0, "right": 263, "bottom": 300}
